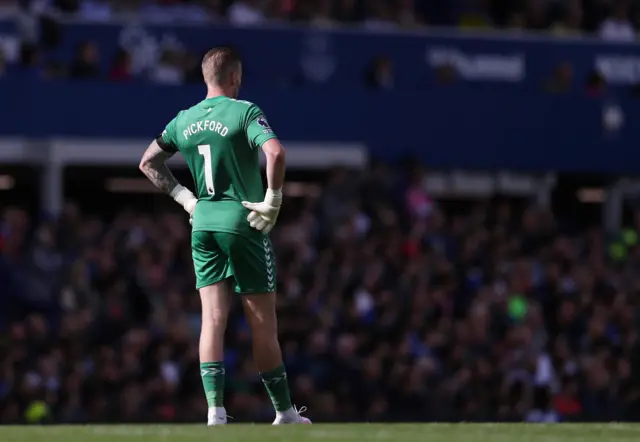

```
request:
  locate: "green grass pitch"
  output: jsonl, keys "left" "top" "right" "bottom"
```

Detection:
{"left": 3, "top": 424, "right": 640, "bottom": 442}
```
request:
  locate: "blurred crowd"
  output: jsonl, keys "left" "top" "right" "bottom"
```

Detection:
{"left": 0, "top": 0, "right": 638, "bottom": 35}
{"left": 1, "top": 1, "right": 639, "bottom": 84}
{"left": 1, "top": 165, "right": 640, "bottom": 423}
{"left": 0, "top": 0, "right": 640, "bottom": 34}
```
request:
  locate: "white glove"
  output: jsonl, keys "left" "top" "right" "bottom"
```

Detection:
{"left": 242, "top": 188, "right": 282, "bottom": 234}
{"left": 170, "top": 185, "right": 197, "bottom": 216}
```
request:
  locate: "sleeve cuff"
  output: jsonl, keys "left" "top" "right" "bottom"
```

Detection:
{"left": 156, "top": 135, "right": 178, "bottom": 153}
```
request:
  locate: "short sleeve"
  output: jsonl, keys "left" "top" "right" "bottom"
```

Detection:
{"left": 157, "top": 114, "right": 180, "bottom": 154}
{"left": 244, "top": 104, "right": 277, "bottom": 149}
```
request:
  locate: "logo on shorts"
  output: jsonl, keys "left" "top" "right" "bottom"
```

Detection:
{"left": 264, "top": 238, "right": 275, "bottom": 290}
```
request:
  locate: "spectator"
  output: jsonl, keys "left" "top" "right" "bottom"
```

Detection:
{"left": 141, "top": 0, "right": 201, "bottom": 24}
{"left": 599, "top": 3, "right": 635, "bottom": 41}
{"left": 585, "top": 70, "right": 606, "bottom": 97}
{"left": 0, "top": 30, "right": 19, "bottom": 64}
{"left": 53, "top": 0, "right": 80, "bottom": 14}
{"left": 397, "top": 0, "right": 422, "bottom": 27}
{"left": 551, "top": 0, "right": 583, "bottom": 36}
{"left": 201, "top": 0, "right": 224, "bottom": 22}
{"left": 227, "top": 0, "right": 266, "bottom": 26}
{"left": 109, "top": 48, "right": 132, "bottom": 82}
{"left": 525, "top": 0, "right": 550, "bottom": 30}
{"left": 553, "top": 376, "right": 583, "bottom": 420}
{"left": 310, "top": 0, "right": 336, "bottom": 28}
{"left": 363, "top": 55, "right": 394, "bottom": 90}
{"left": 69, "top": 41, "right": 100, "bottom": 78}
{"left": 265, "top": 0, "right": 289, "bottom": 21}
{"left": 149, "top": 48, "right": 183, "bottom": 85}
{"left": 363, "top": 0, "right": 398, "bottom": 31}
{"left": 78, "top": 0, "right": 112, "bottom": 22}
{"left": 526, "top": 387, "right": 559, "bottom": 423}
{"left": 289, "top": 0, "right": 315, "bottom": 22}
{"left": 405, "top": 167, "right": 433, "bottom": 222}
{"left": 183, "top": 52, "right": 203, "bottom": 83}
{"left": 544, "top": 62, "right": 574, "bottom": 94}
{"left": 507, "top": 12, "right": 526, "bottom": 31}
{"left": 18, "top": 42, "right": 42, "bottom": 77}
{"left": 0, "top": 0, "right": 18, "bottom": 15}
{"left": 458, "top": 0, "right": 493, "bottom": 29}
{"left": 333, "top": 0, "right": 358, "bottom": 23}
{"left": 109, "top": 0, "right": 142, "bottom": 19}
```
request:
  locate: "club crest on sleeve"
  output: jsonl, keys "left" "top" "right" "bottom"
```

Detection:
{"left": 257, "top": 116, "right": 270, "bottom": 129}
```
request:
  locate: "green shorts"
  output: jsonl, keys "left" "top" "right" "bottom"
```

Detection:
{"left": 191, "top": 230, "right": 276, "bottom": 294}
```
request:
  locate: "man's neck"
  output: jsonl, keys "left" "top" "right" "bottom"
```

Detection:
{"left": 206, "top": 87, "right": 228, "bottom": 99}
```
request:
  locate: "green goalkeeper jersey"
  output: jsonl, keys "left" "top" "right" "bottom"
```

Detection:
{"left": 159, "top": 96, "right": 277, "bottom": 235}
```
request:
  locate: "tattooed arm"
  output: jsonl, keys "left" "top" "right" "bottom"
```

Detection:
{"left": 139, "top": 140, "right": 180, "bottom": 195}
{"left": 139, "top": 139, "right": 197, "bottom": 213}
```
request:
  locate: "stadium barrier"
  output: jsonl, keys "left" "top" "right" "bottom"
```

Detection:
{"left": 0, "top": 138, "right": 366, "bottom": 214}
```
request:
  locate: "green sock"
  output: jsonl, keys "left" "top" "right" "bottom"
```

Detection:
{"left": 200, "top": 362, "right": 225, "bottom": 407}
{"left": 260, "top": 364, "right": 293, "bottom": 412}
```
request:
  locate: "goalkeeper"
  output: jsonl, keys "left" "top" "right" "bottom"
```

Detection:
{"left": 139, "top": 47, "right": 310, "bottom": 426}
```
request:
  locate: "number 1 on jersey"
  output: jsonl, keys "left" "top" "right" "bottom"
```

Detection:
{"left": 198, "top": 144, "right": 215, "bottom": 195}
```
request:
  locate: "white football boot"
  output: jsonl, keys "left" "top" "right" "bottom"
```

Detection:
{"left": 272, "top": 406, "right": 312, "bottom": 425}
{"left": 207, "top": 407, "right": 228, "bottom": 426}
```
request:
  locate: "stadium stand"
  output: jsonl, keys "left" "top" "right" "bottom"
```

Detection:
{"left": 2, "top": 0, "right": 640, "bottom": 426}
